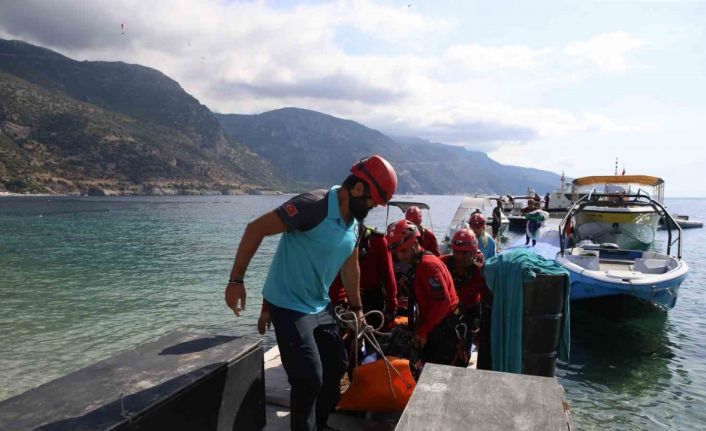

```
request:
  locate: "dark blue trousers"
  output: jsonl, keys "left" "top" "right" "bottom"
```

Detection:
{"left": 269, "top": 302, "right": 347, "bottom": 431}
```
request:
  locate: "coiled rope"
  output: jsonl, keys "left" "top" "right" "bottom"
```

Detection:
{"left": 334, "top": 306, "right": 412, "bottom": 398}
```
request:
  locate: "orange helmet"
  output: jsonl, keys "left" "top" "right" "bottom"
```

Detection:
{"left": 405, "top": 206, "right": 423, "bottom": 225}
{"left": 350, "top": 155, "right": 397, "bottom": 206}
{"left": 469, "top": 212, "right": 486, "bottom": 227}
{"left": 451, "top": 229, "right": 478, "bottom": 252}
{"left": 386, "top": 219, "right": 420, "bottom": 252}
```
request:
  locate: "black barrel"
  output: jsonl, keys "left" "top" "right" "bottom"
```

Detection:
{"left": 522, "top": 274, "right": 567, "bottom": 377}
{"left": 476, "top": 284, "right": 493, "bottom": 371}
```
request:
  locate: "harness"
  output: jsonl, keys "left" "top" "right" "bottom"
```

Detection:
{"left": 448, "top": 263, "right": 477, "bottom": 286}
{"left": 358, "top": 225, "right": 382, "bottom": 259}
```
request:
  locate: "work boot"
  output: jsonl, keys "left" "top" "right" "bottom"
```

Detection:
{"left": 532, "top": 239, "right": 536, "bottom": 246}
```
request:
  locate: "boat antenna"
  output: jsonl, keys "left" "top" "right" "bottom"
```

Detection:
{"left": 614, "top": 157, "right": 618, "bottom": 175}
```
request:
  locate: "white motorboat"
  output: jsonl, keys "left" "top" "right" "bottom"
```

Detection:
{"left": 555, "top": 194, "right": 688, "bottom": 309}
{"left": 544, "top": 173, "right": 574, "bottom": 213}
{"left": 439, "top": 196, "right": 509, "bottom": 254}
{"left": 568, "top": 175, "right": 665, "bottom": 250}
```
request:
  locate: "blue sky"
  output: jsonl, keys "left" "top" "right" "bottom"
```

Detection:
{"left": 1, "top": 0, "right": 704, "bottom": 195}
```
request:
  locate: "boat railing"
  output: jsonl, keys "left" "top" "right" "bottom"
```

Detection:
{"left": 559, "top": 189, "right": 683, "bottom": 259}
{"left": 559, "top": 190, "right": 593, "bottom": 256}
{"left": 648, "top": 198, "right": 683, "bottom": 259}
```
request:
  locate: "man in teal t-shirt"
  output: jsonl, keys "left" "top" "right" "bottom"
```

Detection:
{"left": 225, "top": 155, "right": 397, "bottom": 431}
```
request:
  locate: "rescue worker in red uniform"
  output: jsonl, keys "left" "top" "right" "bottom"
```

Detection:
{"left": 405, "top": 206, "right": 440, "bottom": 256}
{"left": 441, "top": 229, "right": 485, "bottom": 347}
{"left": 329, "top": 224, "right": 397, "bottom": 329}
{"left": 386, "top": 219, "right": 468, "bottom": 367}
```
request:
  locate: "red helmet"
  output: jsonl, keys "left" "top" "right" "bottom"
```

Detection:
{"left": 451, "top": 229, "right": 478, "bottom": 252}
{"left": 350, "top": 155, "right": 397, "bottom": 206}
{"left": 405, "top": 206, "right": 423, "bottom": 225}
{"left": 386, "top": 219, "right": 420, "bottom": 252}
{"left": 469, "top": 212, "right": 486, "bottom": 227}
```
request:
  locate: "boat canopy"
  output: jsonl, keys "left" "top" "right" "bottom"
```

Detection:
{"left": 386, "top": 201, "right": 433, "bottom": 231}
{"left": 572, "top": 175, "right": 664, "bottom": 187}
{"left": 571, "top": 175, "right": 665, "bottom": 204}
{"left": 387, "top": 201, "right": 430, "bottom": 213}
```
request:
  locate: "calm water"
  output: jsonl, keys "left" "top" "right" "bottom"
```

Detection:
{"left": 1, "top": 195, "right": 705, "bottom": 429}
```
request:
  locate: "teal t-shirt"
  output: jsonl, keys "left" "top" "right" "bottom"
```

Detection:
{"left": 262, "top": 186, "right": 358, "bottom": 314}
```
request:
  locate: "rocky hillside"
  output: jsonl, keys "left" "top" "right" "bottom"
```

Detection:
{"left": 0, "top": 40, "right": 285, "bottom": 195}
{"left": 218, "top": 108, "right": 561, "bottom": 195}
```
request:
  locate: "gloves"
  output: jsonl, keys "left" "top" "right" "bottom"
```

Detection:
{"left": 473, "top": 249, "right": 485, "bottom": 267}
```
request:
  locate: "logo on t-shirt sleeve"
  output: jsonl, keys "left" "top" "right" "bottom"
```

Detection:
{"left": 284, "top": 202, "right": 298, "bottom": 218}
{"left": 428, "top": 275, "right": 446, "bottom": 301}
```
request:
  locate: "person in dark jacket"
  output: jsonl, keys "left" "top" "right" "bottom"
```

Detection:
{"left": 491, "top": 198, "right": 504, "bottom": 240}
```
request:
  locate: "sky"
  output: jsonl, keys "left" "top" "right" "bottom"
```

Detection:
{"left": 0, "top": 0, "right": 704, "bottom": 196}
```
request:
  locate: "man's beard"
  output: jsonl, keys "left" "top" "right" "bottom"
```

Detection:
{"left": 349, "top": 195, "right": 371, "bottom": 221}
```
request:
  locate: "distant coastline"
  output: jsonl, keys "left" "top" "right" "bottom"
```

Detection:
{"left": 0, "top": 188, "right": 284, "bottom": 197}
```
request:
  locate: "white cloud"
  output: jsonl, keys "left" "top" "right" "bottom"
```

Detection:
{"left": 444, "top": 44, "right": 553, "bottom": 72}
{"left": 0, "top": 1, "right": 651, "bottom": 152}
{"left": 565, "top": 32, "right": 645, "bottom": 72}
{"left": 336, "top": 0, "right": 450, "bottom": 42}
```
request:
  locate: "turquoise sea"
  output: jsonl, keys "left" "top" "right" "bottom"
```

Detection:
{"left": 1, "top": 195, "right": 705, "bottom": 429}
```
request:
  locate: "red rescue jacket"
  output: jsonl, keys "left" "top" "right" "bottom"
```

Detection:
{"left": 413, "top": 253, "right": 459, "bottom": 339}
{"left": 440, "top": 254, "right": 485, "bottom": 310}
{"left": 329, "top": 227, "right": 398, "bottom": 312}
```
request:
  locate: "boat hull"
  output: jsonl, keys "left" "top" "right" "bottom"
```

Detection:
{"left": 556, "top": 255, "right": 688, "bottom": 309}
{"left": 567, "top": 269, "right": 685, "bottom": 309}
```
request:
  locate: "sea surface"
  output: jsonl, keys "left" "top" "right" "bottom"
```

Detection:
{"left": 1, "top": 195, "right": 705, "bottom": 429}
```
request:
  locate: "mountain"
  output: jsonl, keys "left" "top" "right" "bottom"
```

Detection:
{"left": 218, "top": 108, "right": 561, "bottom": 195}
{"left": 0, "top": 39, "right": 284, "bottom": 195}
{"left": 1, "top": 38, "right": 561, "bottom": 196}
{"left": 0, "top": 39, "right": 222, "bottom": 150}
